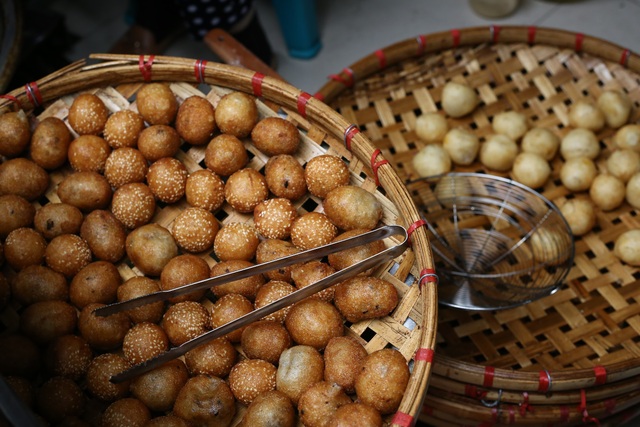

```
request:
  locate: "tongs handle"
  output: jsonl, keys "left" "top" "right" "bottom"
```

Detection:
{"left": 109, "top": 224, "right": 408, "bottom": 383}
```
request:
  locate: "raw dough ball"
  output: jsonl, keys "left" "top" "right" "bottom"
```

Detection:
{"left": 413, "top": 143, "right": 451, "bottom": 177}
{"left": 441, "top": 81, "right": 479, "bottom": 118}
{"left": 626, "top": 172, "right": 640, "bottom": 209}
{"left": 614, "top": 229, "right": 640, "bottom": 266}
{"left": 479, "top": 134, "right": 518, "bottom": 172}
{"left": 597, "top": 90, "right": 632, "bottom": 129}
{"left": 590, "top": 174, "right": 625, "bottom": 211}
{"left": 607, "top": 149, "right": 640, "bottom": 183}
{"left": 442, "top": 128, "right": 479, "bottom": 166}
{"left": 568, "top": 100, "right": 605, "bottom": 131}
{"left": 560, "top": 128, "right": 600, "bottom": 160}
{"left": 511, "top": 152, "right": 551, "bottom": 189}
{"left": 614, "top": 124, "right": 640, "bottom": 151}
{"left": 560, "top": 198, "right": 596, "bottom": 237}
{"left": 560, "top": 157, "right": 597, "bottom": 192}
{"left": 492, "top": 111, "right": 529, "bottom": 141}
{"left": 415, "top": 112, "right": 448, "bottom": 143}
{"left": 521, "top": 127, "right": 560, "bottom": 161}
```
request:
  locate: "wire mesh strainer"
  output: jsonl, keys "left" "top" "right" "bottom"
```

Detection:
{"left": 408, "top": 172, "right": 575, "bottom": 310}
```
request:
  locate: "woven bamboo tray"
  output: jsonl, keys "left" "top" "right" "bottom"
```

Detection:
{"left": 315, "top": 26, "right": 640, "bottom": 425}
{"left": 0, "top": 55, "right": 437, "bottom": 426}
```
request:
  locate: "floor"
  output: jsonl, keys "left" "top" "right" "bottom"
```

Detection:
{"left": 19, "top": 0, "right": 640, "bottom": 95}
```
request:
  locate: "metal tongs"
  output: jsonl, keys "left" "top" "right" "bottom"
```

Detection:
{"left": 94, "top": 224, "right": 409, "bottom": 383}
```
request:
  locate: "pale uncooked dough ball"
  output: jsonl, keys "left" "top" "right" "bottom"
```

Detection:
{"left": 606, "top": 149, "right": 640, "bottom": 183}
{"left": 626, "top": 172, "right": 640, "bottom": 209}
{"left": 597, "top": 90, "right": 632, "bottom": 129}
{"left": 415, "top": 113, "right": 448, "bottom": 143}
{"left": 560, "top": 198, "right": 596, "bottom": 237}
{"left": 511, "top": 152, "right": 550, "bottom": 189}
{"left": 614, "top": 229, "right": 640, "bottom": 266}
{"left": 568, "top": 100, "right": 605, "bottom": 132}
{"left": 530, "top": 228, "right": 569, "bottom": 265}
{"left": 479, "top": 134, "right": 518, "bottom": 172}
{"left": 560, "top": 128, "right": 600, "bottom": 160}
{"left": 492, "top": 111, "right": 529, "bottom": 141}
{"left": 434, "top": 175, "right": 473, "bottom": 207}
{"left": 521, "top": 128, "right": 560, "bottom": 161}
{"left": 441, "top": 82, "right": 479, "bottom": 118}
{"left": 412, "top": 144, "right": 452, "bottom": 178}
{"left": 560, "top": 157, "right": 597, "bottom": 192}
{"left": 614, "top": 124, "right": 640, "bottom": 151}
{"left": 589, "top": 174, "right": 625, "bottom": 211}
{"left": 442, "top": 128, "right": 479, "bottom": 166}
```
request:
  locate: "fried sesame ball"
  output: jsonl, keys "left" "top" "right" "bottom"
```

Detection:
{"left": 146, "top": 416, "right": 190, "bottom": 427}
{"left": 175, "top": 95, "right": 217, "bottom": 146}
{"left": 213, "top": 222, "right": 260, "bottom": 261}
{"left": 305, "top": 154, "right": 350, "bottom": 198}
{"left": 68, "top": 93, "right": 109, "bottom": 135}
{"left": 56, "top": 170, "right": 112, "bottom": 212}
{"left": 171, "top": 207, "right": 219, "bottom": 253}
{"left": 264, "top": 154, "right": 307, "bottom": 200}
{"left": 103, "top": 109, "right": 145, "bottom": 149}
{"left": 4, "top": 227, "right": 47, "bottom": 271}
{"left": 285, "top": 298, "right": 344, "bottom": 350}
{"left": 160, "top": 254, "right": 210, "bottom": 303}
{"left": 355, "top": 349, "right": 410, "bottom": 415}
{"left": 210, "top": 293, "right": 254, "bottom": 342}
{"left": 0, "top": 110, "right": 30, "bottom": 157}
{"left": 104, "top": 147, "right": 149, "bottom": 188}
{"left": 324, "top": 336, "right": 368, "bottom": 394}
{"left": 173, "top": 375, "right": 236, "bottom": 426}
{"left": 30, "top": 116, "right": 72, "bottom": 170}
{"left": 117, "top": 276, "right": 165, "bottom": 324}
{"left": 298, "top": 381, "right": 351, "bottom": 427}
{"left": 215, "top": 91, "right": 258, "bottom": 137}
{"left": 20, "top": 300, "right": 78, "bottom": 345}
{"left": 36, "top": 376, "right": 86, "bottom": 423}
{"left": 327, "top": 229, "right": 385, "bottom": 273}
{"left": 137, "top": 124, "right": 182, "bottom": 162}
{"left": 123, "top": 322, "right": 169, "bottom": 365}
{"left": 35, "top": 202, "right": 83, "bottom": 240}
{"left": 130, "top": 359, "right": 189, "bottom": 413}
{"left": 323, "top": 185, "right": 383, "bottom": 231}
{"left": 102, "top": 397, "right": 151, "bottom": 427}
{"left": 45, "top": 234, "right": 92, "bottom": 278}
{"left": 255, "top": 239, "right": 301, "bottom": 282}
{"left": 241, "top": 389, "right": 296, "bottom": 427}
{"left": 0, "top": 158, "right": 50, "bottom": 201}
{"left": 241, "top": 320, "right": 291, "bottom": 364}
{"left": 85, "top": 353, "right": 132, "bottom": 402}
{"left": 251, "top": 116, "right": 300, "bottom": 156}
{"left": 276, "top": 345, "right": 324, "bottom": 405}
{"left": 0, "top": 194, "right": 35, "bottom": 238}
{"left": 11, "top": 264, "right": 68, "bottom": 305}
{"left": 44, "top": 334, "right": 93, "bottom": 381}
{"left": 147, "top": 157, "right": 188, "bottom": 203}
{"left": 78, "top": 303, "right": 131, "bottom": 351}
{"left": 135, "top": 83, "right": 178, "bottom": 125}
{"left": 254, "top": 280, "right": 296, "bottom": 323}
{"left": 210, "top": 259, "right": 265, "bottom": 300}
{"left": 80, "top": 209, "right": 126, "bottom": 263}
{"left": 328, "top": 403, "right": 383, "bottom": 427}
{"left": 225, "top": 168, "right": 269, "bottom": 213}
{"left": 184, "top": 337, "right": 237, "bottom": 377}
{"left": 162, "top": 301, "right": 211, "bottom": 346}
{"left": 69, "top": 260, "right": 122, "bottom": 309}
{"left": 290, "top": 212, "right": 338, "bottom": 250}
{"left": 185, "top": 169, "right": 225, "bottom": 212}
{"left": 204, "top": 133, "right": 248, "bottom": 177}
{"left": 334, "top": 276, "right": 398, "bottom": 323}
{"left": 228, "top": 358, "right": 277, "bottom": 405}
{"left": 68, "top": 134, "right": 111, "bottom": 172}
{"left": 254, "top": 198, "right": 299, "bottom": 240}
{"left": 291, "top": 260, "right": 337, "bottom": 303}
{"left": 125, "top": 223, "right": 177, "bottom": 276}
{"left": 111, "top": 182, "right": 156, "bottom": 229}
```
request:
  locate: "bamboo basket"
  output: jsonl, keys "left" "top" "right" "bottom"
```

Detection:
{"left": 0, "top": 55, "right": 437, "bottom": 426}
{"left": 315, "top": 26, "right": 640, "bottom": 425}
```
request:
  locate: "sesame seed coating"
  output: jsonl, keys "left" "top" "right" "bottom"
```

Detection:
{"left": 161, "top": 301, "right": 211, "bottom": 346}
{"left": 254, "top": 280, "right": 296, "bottom": 323}
{"left": 185, "top": 169, "right": 225, "bottom": 212}
{"left": 290, "top": 212, "right": 338, "bottom": 250}
{"left": 254, "top": 198, "right": 299, "bottom": 240}
{"left": 228, "top": 358, "right": 277, "bottom": 405}
{"left": 304, "top": 154, "right": 350, "bottom": 198}
{"left": 171, "top": 207, "right": 219, "bottom": 253}
{"left": 68, "top": 93, "right": 109, "bottom": 136}
{"left": 147, "top": 157, "right": 188, "bottom": 204}
{"left": 213, "top": 222, "right": 260, "bottom": 261}
{"left": 122, "top": 322, "right": 169, "bottom": 365}
{"left": 44, "top": 233, "right": 92, "bottom": 278}
{"left": 111, "top": 182, "right": 156, "bottom": 229}
{"left": 103, "top": 109, "right": 145, "bottom": 149}
{"left": 85, "top": 353, "right": 132, "bottom": 401}
{"left": 104, "top": 147, "right": 148, "bottom": 188}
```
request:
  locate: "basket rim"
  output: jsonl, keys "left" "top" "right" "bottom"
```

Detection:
{"left": 313, "top": 26, "right": 640, "bottom": 392}
{"left": 0, "top": 55, "right": 438, "bottom": 424}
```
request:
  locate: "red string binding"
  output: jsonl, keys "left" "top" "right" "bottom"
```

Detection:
{"left": 391, "top": 411, "right": 413, "bottom": 427}
{"left": 579, "top": 389, "right": 602, "bottom": 426}
{"left": 620, "top": 49, "right": 631, "bottom": 67}
{"left": 538, "top": 370, "right": 552, "bottom": 393}
{"left": 593, "top": 366, "right": 607, "bottom": 385}
{"left": 519, "top": 392, "right": 533, "bottom": 416}
{"left": 527, "top": 26, "right": 537, "bottom": 44}
{"left": 464, "top": 384, "right": 487, "bottom": 399}
{"left": 0, "top": 94, "right": 22, "bottom": 110}
{"left": 251, "top": 72, "right": 265, "bottom": 97}
{"left": 374, "top": 49, "right": 387, "bottom": 69}
{"left": 414, "top": 348, "right": 434, "bottom": 363}
{"left": 575, "top": 33, "right": 585, "bottom": 52}
{"left": 418, "top": 267, "right": 438, "bottom": 289}
{"left": 416, "top": 34, "right": 427, "bottom": 56}
{"left": 508, "top": 405, "right": 516, "bottom": 424}
{"left": 343, "top": 124, "right": 359, "bottom": 151}
{"left": 24, "top": 82, "right": 42, "bottom": 108}
{"left": 451, "top": 29, "right": 461, "bottom": 47}
{"left": 483, "top": 366, "right": 495, "bottom": 388}
{"left": 297, "top": 92, "right": 312, "bottom": 118}
{"left": 490, "top": 25, "right": 501, "bottom": 43}
{"left": 370, "top": 148, "right": 389, "bottom": 186}
{"left": 329, "top": 68, "right": 354, "bottom": 87}
{"left": 312, "top": 92, "right": 324, "bottom": 102}
{"left": 407, "top": 219, "right": 427, "bottom": 244}
{"left": 138, "top": 55, "right": 155, "bottom": 81}
{"left": 193, "top": 59, "right": 208, "bottom": 83}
